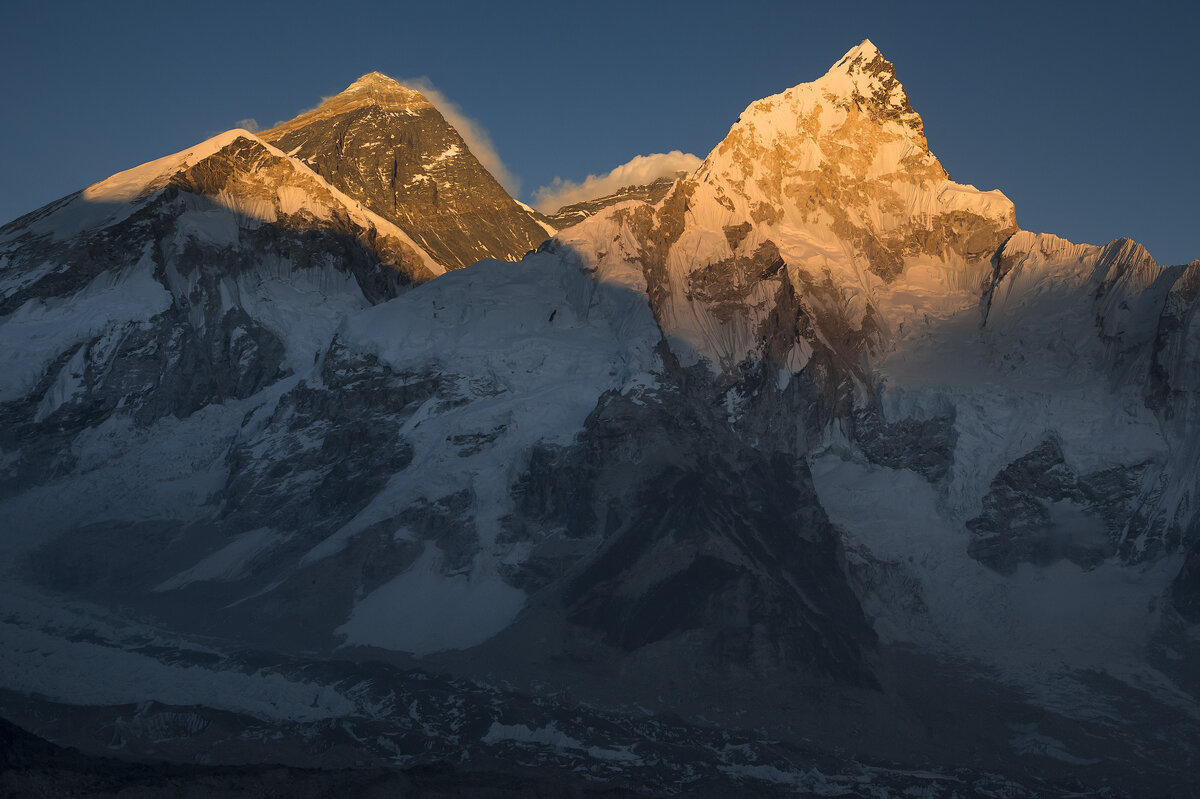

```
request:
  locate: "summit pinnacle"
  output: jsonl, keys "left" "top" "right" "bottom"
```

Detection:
{"left": 262, "top": 72, "right": 549, "bottom": 271}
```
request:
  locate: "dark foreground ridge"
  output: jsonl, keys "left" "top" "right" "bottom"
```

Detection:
{"left": 0, "top": 716, "right": 652, "bottom": 799}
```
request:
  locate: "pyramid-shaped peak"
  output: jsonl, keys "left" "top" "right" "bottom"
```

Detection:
{"left": 805, "top": 38, "right": 914, "bottom": 124}
{"left": 694, "top": 34, "right": 1003, "bottom": 235}
{"left": 835, "top": 39, "right": 883, "bottom": 67}
{"left": 352, "top": 71, "right": 401, "bottom": 86}
{"left": 340, "top": 72, "right": 429, "bottom": 104}
{"left": 822, "top": 38, "right": 900, "bottom": 86}
{"left": 728, "top": 38, "right": 916, "bottom": 136}
{"left": 264, "top": 72, "right": 434, "bottom": 140}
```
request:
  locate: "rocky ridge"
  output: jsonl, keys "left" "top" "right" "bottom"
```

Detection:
{"left": 546, "top": 174, "right": 684, "bottom": 230}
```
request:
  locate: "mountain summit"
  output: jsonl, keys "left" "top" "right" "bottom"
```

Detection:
{"left": 822, "top": 39, "right": 918, "bottom": 125}
{"left": 262, "top": 73, "right": 550, "bottom": 270}
{"left": 550, "top": 41, "right": 1017, "bottom": 379}
{"left": 270, "top": 72, "right": 433, "bottom": 123}
{"left": 695, "top": 39, "right": 1015, "bottom": 281}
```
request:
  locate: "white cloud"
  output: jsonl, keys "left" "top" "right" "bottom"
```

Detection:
{"left": 532, "top": 151, "right": 702, "bottom": 213}
{"left": 235, "top": 118, "right": 261, "bottom": 133}
{"left": 399, "top": 77, "right": 521, "bottom": 196}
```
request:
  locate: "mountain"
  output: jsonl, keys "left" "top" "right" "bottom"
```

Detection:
{"left": 0, "top": 41, "right": 1197, "bottom": 796}
{"left": 558, "top": 40, "right": 1016, "bottom": 374}
{"left": 261, "top": 73, "right": 553, "bottom": 270}
{"left": 550, "top": 40, "right": 1200, "bottom": 708}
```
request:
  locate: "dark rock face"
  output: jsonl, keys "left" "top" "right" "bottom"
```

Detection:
{"left": 852, "top": 406, "right": 956, "bottom": 482}
{"left": 686, "top": 240, "right": 786, "bottom": 320}
{"left": 1148, "top": 261, "right": 1200, "bottom": 617}
{"left": 263, "top": 74, "right": 550, "bottom": 271}
{"left": 504, "top": 361, "right": 877, "bottom": 687}
{"left": 757, "top": 267, "right": 883, "bottom": 426}
{"left": 1172, "top": 543, "right": 1200, "bottom": 623}
{"left": 1146, "top": 261, "right": 1200, "bottom": 414}
{"left": 546, "top": 174, "right": 684, "bottom": 230}
{"left": 0, "top": 304, "right": 287, "bottom": 496}
{"left": 966, "top": 438, "right": 1147, "bottom": 575}
{"left": 218, "top": 343, "right": 429, "bottom": 535}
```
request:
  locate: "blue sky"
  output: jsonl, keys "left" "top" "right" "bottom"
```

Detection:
{"left": 2, "top": 0, "right": 1196, "bottom": 263}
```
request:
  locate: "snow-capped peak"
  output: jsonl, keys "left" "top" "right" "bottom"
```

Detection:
{"left": 815, "top": 39, "right": 912, "bottom": 122}
{"left": 559, "top": 40, "right": 1018, "bottom": 370}
{"left": 829, "top": 38, "right": 883, "bottom": 74}
{"left": 264, "top": 73, "right": 432, "bottom": 142}
{"left": 332, "top": 71, "right": 430, "bottom": 109}
{"left": 692, "top": 39, "right": 1014, "bottom": 240}
{"left": 349, "top": 71, "right": 405, "bottom": 89}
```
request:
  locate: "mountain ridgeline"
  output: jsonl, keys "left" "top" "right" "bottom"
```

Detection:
{"left": 0, "top": 42, "right": 1198, "bottom": 797}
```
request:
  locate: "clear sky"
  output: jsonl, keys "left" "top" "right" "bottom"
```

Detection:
{"left": 2, "top": 0, "right": 1196, "bottom": 263}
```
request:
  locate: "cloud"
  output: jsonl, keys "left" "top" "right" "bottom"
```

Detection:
{"left": 399, "top": 77, "right": 521, "bottom": 196}
{"left": 235, "top": 118, "right": 261, "bottom": 133}
{"left": 532, "top": 151, "right": 703, "bottom": 213}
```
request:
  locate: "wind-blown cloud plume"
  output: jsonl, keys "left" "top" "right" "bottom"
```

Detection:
{"left": 400, "top": 77, "right": 521, "bottom": 196}
{"left": 532, "top": 151, "right": 702, "bottom": 213}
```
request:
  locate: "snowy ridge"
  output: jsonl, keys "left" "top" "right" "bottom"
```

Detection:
{"left": 83, "top": 129, "right": 256, "bottom": 205}
{"left": 0, "top": 127, "right": 449, "bottom": 417}
{"left": 88, "top": 128, "right": 445, "bottom": 277}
